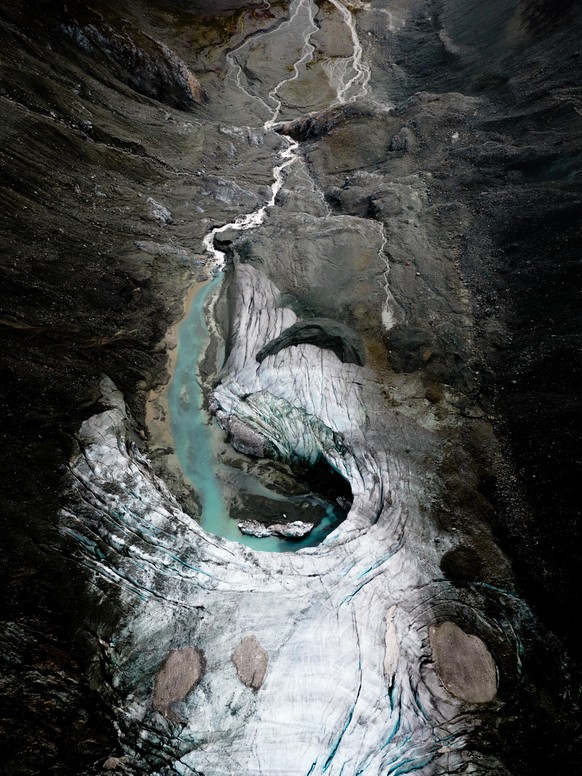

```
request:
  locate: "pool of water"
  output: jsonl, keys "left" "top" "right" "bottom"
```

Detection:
{"left": 168, "top": 277, "right": 346, "bottom": 552}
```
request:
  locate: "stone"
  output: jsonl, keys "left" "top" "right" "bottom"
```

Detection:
{"left": 152, "top": 647, "right": 205, "bottom": 719}
{"left": 429, "top": 622, "right": 497, "bottom": 704}
{"left": 389, "top": 126, "right": 416, "bottom": 152}
{"left": 147, "top": 198, "right": 173, "bottom": 225}
{"left": 224, "top": 415, "right": 272, "bottom": 458}
{"left": 232, "top": 635, "right": 268, "bottom": 691}
{"left": 103, "top": 757, "right": 128, "bottom": 771}
{"left": 275, "top": 103, "right": 375, "bottom": 142}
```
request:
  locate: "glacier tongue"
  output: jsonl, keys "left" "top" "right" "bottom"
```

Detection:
{"left": 61, "top": 259, "right": 521, "bottom": 774}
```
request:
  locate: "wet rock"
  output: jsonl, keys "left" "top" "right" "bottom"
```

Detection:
{"left": 232, "top": 635, "right": 268, "bottom": 691}
{"left": 153, "top": 647, "right": 205, "bottom": 720}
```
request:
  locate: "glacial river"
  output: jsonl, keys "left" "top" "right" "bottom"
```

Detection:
{"left": 166, "top": 0, "right": 368, "bottom": 552}
{"left": 168, "top": 276, "right": 347, "bottom": 552}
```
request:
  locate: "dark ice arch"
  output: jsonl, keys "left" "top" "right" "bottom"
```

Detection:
{"left": 256, "top": 318, "right": 366, "bottom": 366}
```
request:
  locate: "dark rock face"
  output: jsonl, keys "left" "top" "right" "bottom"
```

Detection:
{"left": 384, "top": 325, "right": 433, "bottom": 373}
{"left": 59, "top": 8, "right": 206, "bottom": 110}
{"left": 1, "top": 0, "right": 581, "bottom": 774}
{"left": 444, "top": 0, "right": 582, "bottom": 652}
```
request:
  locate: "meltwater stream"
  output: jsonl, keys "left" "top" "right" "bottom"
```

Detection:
{"left": 167, "top": 0, "right": 367, "bottom": 552}
{"left": 168, "top": 277, "right": 347, "bottom": 552}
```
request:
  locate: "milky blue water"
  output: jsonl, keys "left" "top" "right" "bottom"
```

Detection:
{"left": 168, "top": 277, "right": 346, "bottom": 552}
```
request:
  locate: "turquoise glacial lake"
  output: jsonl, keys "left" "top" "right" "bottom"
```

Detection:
{"left": 168, "top": 277, "right": 346, "bottom": 552}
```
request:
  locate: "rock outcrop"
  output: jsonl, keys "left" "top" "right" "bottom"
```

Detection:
{"left": 238, "top": 519, "right": 314, "bottom": 538}
{"left": 274, "top": 103, "right": 375, "bottom": 141}
{"left": 60, "top": 6, "right": 206, "bottom": 109}
{"left": 429, "top": 622, "right": 498, "bottom": 705}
